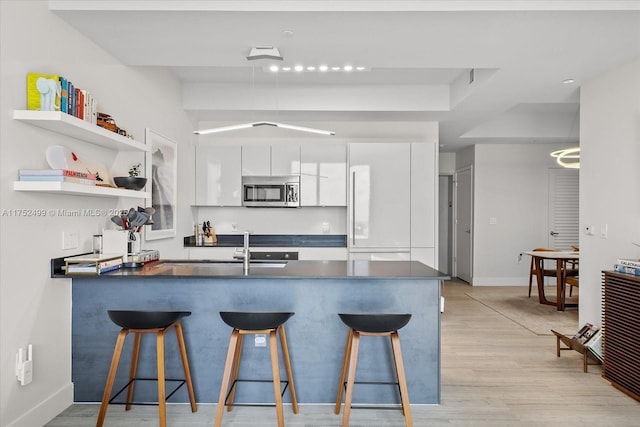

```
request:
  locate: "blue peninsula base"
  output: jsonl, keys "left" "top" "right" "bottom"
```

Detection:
{"left": 71, "top": 272, "right": 441, "bottom": 405}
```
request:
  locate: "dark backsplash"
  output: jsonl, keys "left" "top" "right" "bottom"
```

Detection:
{"left": 184, "top": 234, "right": 347, "bottom": 248}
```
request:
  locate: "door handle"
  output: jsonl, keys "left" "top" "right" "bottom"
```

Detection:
{"left": 465, "top": 229, "right": 471, "bottom": 234}
{"left": 351, "top": 171, "right": 356, "bottom": 245}
{"left": 550, "top": 231, "right": 560, "bottom": 236}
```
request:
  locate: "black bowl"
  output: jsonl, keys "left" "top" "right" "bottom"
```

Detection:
{"left": 114, "top": 177, "right": 147, "bottom": 191}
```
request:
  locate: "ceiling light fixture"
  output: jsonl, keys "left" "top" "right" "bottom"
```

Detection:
{"left": 550, "top": 147, "right": 580, "bottom": 168}
{"left": 194, "top": 122, "right": 335, "bottom": 136}
{"left": 246, "top": 46, "right": 283, "bottom": 61}
{"left": 194, "top": 55, "right": 335, "bottom": 137}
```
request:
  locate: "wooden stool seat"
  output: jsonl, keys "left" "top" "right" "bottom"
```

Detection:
{"left": 97, "top": 310, "right": 197, "bottom": 427}
{"left": 335, "top": 313, "right": 413, "bottom": 427}
{"left": 215, "top": 311, "right": 298, "bottom": 427}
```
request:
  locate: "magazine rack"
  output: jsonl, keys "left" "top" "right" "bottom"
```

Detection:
{"left": 551, "top": 329, "right": 601, "bottom": 373}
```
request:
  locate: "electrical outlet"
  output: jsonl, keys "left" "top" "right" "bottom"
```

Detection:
{"left": 322, "top": 222, "right": 330, "bottom": 233}
{"left": 600, "top": 224, "right": 608, "bottom": 238}
{"left": 254, "top": 334, "right": 266, "bottom": 347}
{"left": 62, "top": 231, "right": 79, "bottom": 250}
{"left": 231, "top": 223, "right": 238, "bottom": 232}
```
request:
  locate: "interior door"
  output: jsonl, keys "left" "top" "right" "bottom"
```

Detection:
{"left": 438, "top": 175, "right": 453, "bottom": 274}
{"left": 548, "top": 168, "right": 579, "bottom": 250}
{"left": 454, "top": 167, "right": 473, "bottom": 283}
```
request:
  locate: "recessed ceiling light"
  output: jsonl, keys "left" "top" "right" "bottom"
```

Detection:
{"left": 319, "top": 65, "right": 328, "bottom": 72}
{"left": 356, "top": 66, "right": 365, "bottom": 71}
{"left": 306, "top": 66, "right": 316, "bottom": 71}
{"left": 294, "top": 65, "right": 304, "bottom": 72}
{"left": 282, "top": 29, "right": 294, "bottom": 38}
{"left": 269, "top": 65, "right": 279, "bottom": 72}
{"left": 282, "top": 66, "right": 291, "bottom": 71}
{"left": 331, "top": 66, "right": 341, "bottom": 71}
{"left": 343, "top": 65, "right": 353, "bottom": 72}
{"left": 563, "top": 78, "right": 575, "bottom": 84}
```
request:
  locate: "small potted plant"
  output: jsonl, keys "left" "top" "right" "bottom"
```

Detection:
{"left": 114, "top": 162, "right": 147, "bottom": 190}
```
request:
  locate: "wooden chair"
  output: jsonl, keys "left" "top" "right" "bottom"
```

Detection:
{"left": 528, "top": 248, "right": 556, "bottom": 297}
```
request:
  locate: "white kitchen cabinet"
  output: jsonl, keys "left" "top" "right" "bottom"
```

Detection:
{"left": 298, "top": 247, "right": 348, "bottom": 260}
{"left": 241, "top": 146, "right": 271, "bottom": 176}
{"left": 411, "top": 247, "right": 436, "bottom": 269}
{"left": 242, "top": 145, "right": 300, "bottom": 176}
{"left": 271, "top": 146, "right": 300, "bottom": 176}
{"left": 410, "top": 143, "right": 436, "bottom": 247}
{"left": 348, "top": 143, "right": 411, "bottom": 249}
{"left": 194, "top": 146, "right": 241, "bottom": 206}
{"left": 348, "top": 250, "right": 411, "bottom": 261}
{"left": 300, "top": 145, "right": 347, "bottom": 206}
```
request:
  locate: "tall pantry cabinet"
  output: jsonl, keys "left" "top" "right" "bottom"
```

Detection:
{"left": 347, "top": 142, "right": 437, "bottom": 268}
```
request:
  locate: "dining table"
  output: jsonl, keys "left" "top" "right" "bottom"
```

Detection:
{"left": 523, "top": 250, "right": 579, "bottom": 311}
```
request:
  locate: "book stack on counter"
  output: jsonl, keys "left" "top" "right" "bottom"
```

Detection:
{"left": 614, "top": 258, "right": 640, "bottom": 276}
{"left": 18, "top": 169, "right": 96, "bottom": 185}
{"left": 65, "top": 254, "right": 123, "bottom": 275}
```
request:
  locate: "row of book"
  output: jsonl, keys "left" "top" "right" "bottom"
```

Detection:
{"left": 18, "top": 169, "right": 96, "bottom": 185}
{"left": 614, "top": 258, "right": 640, "bottom": 276}
{"left": 65, "top": 254, "right": 123, "bottom": 275}
{"left": 26, "top": 73, "right": 97, "bottom": 124}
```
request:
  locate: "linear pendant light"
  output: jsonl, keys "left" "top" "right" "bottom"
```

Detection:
{"left": 194, "top": 48, "right": 335, "bottom": 136}
{"left": 194, "top": 121, "right": 335, "bottom": 136}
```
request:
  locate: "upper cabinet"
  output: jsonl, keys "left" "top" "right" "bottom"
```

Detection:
{"left": 300, "top": 145, "right": 347, "bottom": 207}
{"left": 194, "top": 146, "right": 242, "bottom": 206}
{"left": 12, "top": 110, "right": 150, "bottom": 199}
{"left": 348, "top": 143, "right": 411, "bottom": 248}
{"left": 242, "top": 145, "right": 300, "bottom": 176}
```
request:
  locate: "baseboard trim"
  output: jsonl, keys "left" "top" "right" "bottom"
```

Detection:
{"left": 6, "top": 383, "right": 73, "bottom": 427}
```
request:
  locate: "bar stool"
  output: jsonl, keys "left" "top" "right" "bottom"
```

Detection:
{"left": 215, "top": 311, "right": 298, "bottom": 427}
{"left": 334, "top": 313, "right": 413, "bottom": 427}
{"left": 96, "top": 310, "right": 197, "bottom": 427}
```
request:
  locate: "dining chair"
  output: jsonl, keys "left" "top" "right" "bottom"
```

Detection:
{"left": 528, "top": 248, "right": 557, "bottom": 298}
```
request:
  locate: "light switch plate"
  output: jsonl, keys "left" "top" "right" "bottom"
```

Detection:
{"left": 62, "top": 231, "right": 79, "bottom": 250}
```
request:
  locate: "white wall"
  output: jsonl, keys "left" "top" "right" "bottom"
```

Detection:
{"left": 579, "top": 58, "right": 640, "bottom": 327}
{"left": 0, "top": 2, "right": 194, "bottom": 425}
{"left": 471, "top": 144, "right": 571, "bottom": 285}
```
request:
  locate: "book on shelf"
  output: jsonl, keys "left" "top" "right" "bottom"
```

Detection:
{"left": 59, "top": 76, "right": 68, "bottom": 114}
{"left": 19, "top": 169, "right": 96, "bottom": 179}
{"left": 616, "top": 258, "right": 640, "bottom": 269}
{"left": 613, "top": 263, "right": 640, "bottom": 276}
{"left": 19, "top": 175, "right": 96, "bottom": 185}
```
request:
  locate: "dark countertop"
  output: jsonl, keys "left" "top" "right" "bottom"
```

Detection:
{"left": 58, "top": 259, "right": 449, "bottom": 280}
{"left": 184, "top": 234, "right": 347, "bottom": 248}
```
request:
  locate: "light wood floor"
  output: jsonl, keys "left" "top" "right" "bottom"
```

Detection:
{"left": 46, "top": 281, "right": 640, "bottom": 426}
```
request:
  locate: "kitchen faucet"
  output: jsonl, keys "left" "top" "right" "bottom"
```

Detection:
{"left": 234, "top": 231, "right": 251, "bottom": 273}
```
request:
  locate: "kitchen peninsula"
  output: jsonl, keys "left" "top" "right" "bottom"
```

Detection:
{"left": 64, "top": 260, "right": 447, "bottom": 405}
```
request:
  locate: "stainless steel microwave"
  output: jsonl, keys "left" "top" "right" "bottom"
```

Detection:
{"left": 242, "top": 176, "right": 300, "bottom": 207}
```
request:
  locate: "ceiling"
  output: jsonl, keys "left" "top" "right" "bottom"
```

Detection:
{"left": 50, "top": 1, "right": 640, "bottom": 152}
